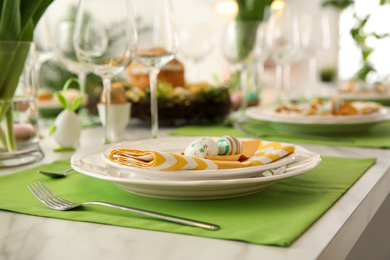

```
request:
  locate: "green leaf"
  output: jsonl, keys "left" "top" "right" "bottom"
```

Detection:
{"left": 353, "top": 63, "right": 375, "bottom": 81}
{"left": 236, "top": 0, "right": 273, "bottom": 21}
{"left": 0, "top": 0, "right": 21, "bottom": 40}
{"left": 69, "top": 96, "right": 83, "bottom": 111}
{"left": 362, "top": 48, "right": 374, "bottom": 61}
{"left": 20, "top": 19, "right": 34, "bottom": 41}
{"left": 49, "top": 125, "right": 56, "bottom": 135}
{"left": 0, "top": 43, "right": 31, "bottom": 99}
{"left": 54, "top": 147, "right": 76, "bottom": 152}
{"left": 60, "top": 77, "right": 85, "bottom": 111}
{"left": 56, "top": 92, "right": 69, "bottom": 110}
{"left": 372, "top": 32, "right": 390, "bottom": 39}
{"left": 4, "top": 104, "right": 15, "bottom": 152}
{"left": 0, "top": 0, "right": 3, "bottom": 15}
{"left": 19, "top": 0, "right": 54, "bottom": 40}
{"left": 380, "top": 0, "right": 390, "bottom": 5}
{"left": 322, "top": 0, "right": 354, "bottom": 9}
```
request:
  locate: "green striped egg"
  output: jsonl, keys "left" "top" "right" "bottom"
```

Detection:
{"left": 217, "top": 135, "right": 242, "bottom": 156}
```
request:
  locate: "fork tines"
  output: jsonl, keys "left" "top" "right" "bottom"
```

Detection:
{"left": 28, "top": 182, "right": 70, "bottom": 210}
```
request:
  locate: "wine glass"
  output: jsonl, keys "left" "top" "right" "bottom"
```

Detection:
{"left": 222, "top": 19, "right": 269, "bottom": 120}
{"left": 73, "top": 0, "right": 137, "bottom": 144}
{"left": 132, "top": 0, "right": 178, "bottom": 139}
{"left": 55, "top": 21, "right": 89, "bottom": 88}
{"left": 299, "top": 12, "right": 331, "bottom": 99}
{"left": 266, "top": 5, "right": 300, "bottom": 102}
{"left": 33, "top": 13, "right": 55, "bottom": 85}
{"left": 179, "top": 23, "right": 214, "bottom": 83}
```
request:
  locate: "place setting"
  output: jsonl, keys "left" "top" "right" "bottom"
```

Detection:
{"left": 71, "top": 135, "right": 321, "bottom": 200}
{"left": 245, "top": 97, "right": 390, "bottom": 135}
{"left": 0, "top": 135, "right": 376, "bottom": 246}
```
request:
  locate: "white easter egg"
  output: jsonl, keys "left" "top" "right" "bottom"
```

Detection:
{"left": 53, "top": 110, "right": 81, "bottom": 148}
{"left": 184, "top": 137, "right": 219, "bottom": 159}
{"left": 217, "top": 135, "right": 243, "bottom": 156}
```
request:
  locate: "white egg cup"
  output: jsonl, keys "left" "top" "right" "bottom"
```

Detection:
{"left": 97, "top": 102, "right": 131, "bottom": 143}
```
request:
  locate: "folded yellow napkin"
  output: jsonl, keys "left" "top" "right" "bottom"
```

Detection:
{"left": 108, "top": 139, "right": 295, "bottom": 171}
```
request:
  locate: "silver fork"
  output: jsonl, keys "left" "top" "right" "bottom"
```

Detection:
{"left": 27, "top": 182, "right": 219, "bottom": 231}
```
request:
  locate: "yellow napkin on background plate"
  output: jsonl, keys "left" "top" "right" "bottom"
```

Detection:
{"left": 108, "top": 139, "right": 295, "bottom": 171}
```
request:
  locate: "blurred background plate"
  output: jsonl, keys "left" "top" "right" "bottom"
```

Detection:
{"left": 246, "top": 106, "right": 390, "bottom": 134}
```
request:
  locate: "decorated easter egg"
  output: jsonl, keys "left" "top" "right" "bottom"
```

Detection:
{"left": 217, "top": 135, "right": 243, "bottom": 156}
{"left": 184, "top": 137, "right": 219, "bottom": 159}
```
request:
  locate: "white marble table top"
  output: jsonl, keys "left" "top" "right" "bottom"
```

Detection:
{"left": 1, "top": 123, "right": 390, "bottom": 260}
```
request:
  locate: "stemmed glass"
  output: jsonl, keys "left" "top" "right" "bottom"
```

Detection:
{"left": 299, "top": 12, "right": 331, "bottom": 99}
{"left": 33, "top": 14, "right": 55, "bottom": 84}
{"left": 133, "top": 0, "right": 178, "bottom": 139}
{"left": 266, "top": 5, "right": 300, "bottom": 102}
{"left": 55, "top": 21, "right": 89, "bottom": 88}
{"left": 179, "top": 23, "right": 214, "bottom": 83}
{"left": 222, "top": 20, "right": 268, "bottom": 120}
{"left": 73, "top": 0, "right": 137, "bottom": 144}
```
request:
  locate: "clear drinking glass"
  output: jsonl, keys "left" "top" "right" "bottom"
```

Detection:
{"left": 73, "top": 0, "right": 137, "bottom": 143}
{"left": 179, "top": 23, "right": 214, "bottom": 83}
{"left": 55, "top": 21, "right": 88, "bottom": 88}
{"left": 299, "top": 12, "right": 331, "bottom": 99}
{"left": 132, "top": 0, "right": 178, "bottom": 139}
{"left": 0, "top": 42, "right": 44, "bottom": 167}
{"left": 266, "top": 5, "right": 300, "bottom": 102}
{"left": 222, "top": 20, "right": 268, "bottom": 120}
{"left": 33, "top": 14, "right": 54, "bottom": 73}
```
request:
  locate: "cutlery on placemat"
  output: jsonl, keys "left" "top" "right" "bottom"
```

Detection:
{"left": 233, "top": 122, "right": 354, "bottom": 143}
{"left": 27, "top": 182, "right": 220, "bottom": 231}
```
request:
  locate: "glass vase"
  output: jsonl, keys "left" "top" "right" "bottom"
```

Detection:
{"left": 0, "top": 41, "right": 43, "bottom": 168}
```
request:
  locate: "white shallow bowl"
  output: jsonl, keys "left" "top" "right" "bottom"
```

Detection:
{"left": 100, "top": 138, "right": 297, "bottom": 181}
{"left": 71, "top": 137, "right": 321, "bottom": 200}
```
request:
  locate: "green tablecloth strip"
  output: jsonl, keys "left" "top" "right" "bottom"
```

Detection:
{"left": 0, "top": 157, "right": 375, "bottom": 246}
{"left": 168, "top": 120, "right": 390, "bottom": 148}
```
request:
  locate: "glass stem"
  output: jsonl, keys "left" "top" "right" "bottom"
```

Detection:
{"left": 149, "top": 67, "right": 160, "bottom": 139}
{"left": 78, "top": 72, "right": 87, "bottom": 91}
{"left": 102, "top": 77, "right": 112, "bottom": 144}
{"left": 240, "top": 66, "right": 248, "bottom": 118}
{"left": 275, "top": 63, "right": 283, "bottom": 102}
{"left": 193, "top": 60, "right": 201, "bottom": 83}
{"left": 283, "top": 64, "right": 291, "bottom": 101}
{"left": 308, "top": 55, "right": 317, "bottom": 100}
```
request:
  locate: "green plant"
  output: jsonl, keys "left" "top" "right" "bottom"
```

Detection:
{"left": 0, "top": 0, "right": 54, "bottom": 152}
{"left": 320, "top": 66, "right": 337, "bottom": 82}
{"left": 234, "top": 0, "right": 273, "bottom": 59}
{"left": 322, "top": 0, "right": 390, "bottom": 82}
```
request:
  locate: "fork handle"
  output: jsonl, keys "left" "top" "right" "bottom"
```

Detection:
{"left": 83, "top": 202, "right": 220, "bottom": 231}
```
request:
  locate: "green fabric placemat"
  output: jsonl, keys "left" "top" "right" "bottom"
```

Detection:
{"left": 0, "top": 157, "right": 375, "bottom": 246}
{"left": 168, "top": 120, "right": 390, "bottom": 148}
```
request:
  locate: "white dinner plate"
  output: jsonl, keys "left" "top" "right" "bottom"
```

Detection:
{"left": 100, "top": 138, "right": 297, "bottom": 181}
{"left": 71, "top": 137, "right": 321, "bottom": 200}
{"left": 246, "top": 106, "right": 390, "bottom": 134}
{"left": 319, "top": 87, "right": 390, "bottom": 106}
